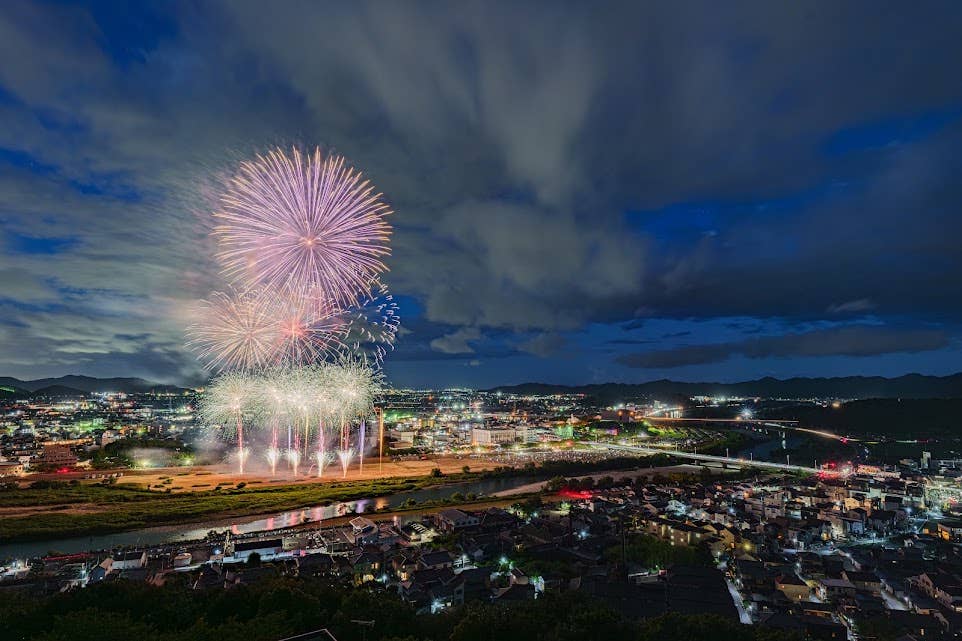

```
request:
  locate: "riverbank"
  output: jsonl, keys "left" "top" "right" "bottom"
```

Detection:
{"left": 0, "top": 471, "right": 490, "bottom": 543}
{"left": 0, "top": 451, "right": 692, "bottom": 545}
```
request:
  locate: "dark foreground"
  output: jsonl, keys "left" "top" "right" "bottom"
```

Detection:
{"left": 0, "top": 577, "right": 793, "bottom": 641}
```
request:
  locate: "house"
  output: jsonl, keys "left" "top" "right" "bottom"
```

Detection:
{"left": 666, "top": 565, "right": 739, "bottom": 620}
{"left": 842, "top": 569, "right": 882, "bottom": 594}
{"left": 297, "top": 553, "right": 334, "bottom": 578}
{"left": 435, "top": 508, "right": 480, "bottom": 532}
{"left": 111, "top": 550, "right": 147, "bottom": 571}
{"left": 391, "top": 552, "right": 418, "bottom": 581}
{"left": 458, "top": 566, "right": 492, "bottom": 601}
{"left": 352, "top": 550, "right": 383, "bottom": 584}
{"left": 916, "top": 571, "right": 962, "bottom": 613}
{"left": 349, "top": 516, "right": 379, "bottom": 544}
{"left": 232, "top": 538, "right": 283, "bottom": 561}
{"left": 936, "top": 519, "right": 962, "bottom": 542}
{"left": 817, "top": 577, "right": 856, "bottom": 601}
{"left": 0, "top": 460, "right": 24, "bottom": 476}
{"left": 400, "top": 567, "right": 464, "bottom": 613}
{"left": 492, "top": 581, "right": 535, "bottom": 603}
{"left": 775, "top": 573, "right": 811, "bottom": 601}
{"left": 419, "top": 550, "right": 454, "bottom": 570}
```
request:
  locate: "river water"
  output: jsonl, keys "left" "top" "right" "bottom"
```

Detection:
{"left": 738, "top": 433, "right": 805, "bottom": 464}
{"left": 0, "top": 475, "right": 541, "bottom": 559}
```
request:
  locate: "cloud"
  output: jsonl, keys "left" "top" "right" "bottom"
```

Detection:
{"left": 397, "top": 200, "right": 645, "bottom": 332}
{"left": 430, "top": 327, "right": 481, "bottom": 354}
{"left": 617, "top": 325, "right": 950, "bottom": 369}
{"left": 518, "top": 333, "right": 566, "bottom": 357}
{"left": 0, "top": 2, "right": 961, "bottom": 383}
{"left": 827, "top": 299, "right": 876, "bottom": 314}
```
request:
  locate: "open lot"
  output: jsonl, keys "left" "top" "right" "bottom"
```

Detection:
{"left": 111, "top": 454, "right": 501, "bottom": 493}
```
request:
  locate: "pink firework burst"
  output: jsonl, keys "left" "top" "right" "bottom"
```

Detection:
{"left": 213, "top": 146, "right": 392, "bottom": 308}
{"left": 186, "top": 289, "right": 279, "bottom": 372}
{"left": 273, "top": 296, "right": 351, "bottom": 367}
{"left": 186, "top": 289, "right": 351, "bottom": 372}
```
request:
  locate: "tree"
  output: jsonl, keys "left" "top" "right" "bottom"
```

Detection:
{"left": 544, "top": 476, "right": 567, "bottom": 492}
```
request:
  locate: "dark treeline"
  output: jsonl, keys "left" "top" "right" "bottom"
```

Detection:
{"left": 0, "top": 577, "right": 797, "bottom": 641}
{"left": 764, "top": 398, "right": 962, "bottom": 437}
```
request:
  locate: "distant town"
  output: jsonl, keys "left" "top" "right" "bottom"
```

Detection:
{"left": 3, "top": 381, "right": 962, "bottom": 640}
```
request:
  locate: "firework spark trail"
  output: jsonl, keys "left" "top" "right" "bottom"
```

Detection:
{"left": 359, "top": 419, "right": 366, "bottom": 473}
{"left": 199, "top": 371, "right": 261, "bottom": 473}
{"left": 273, "top": 296, "right": 351, "bottom": 367}
{"left": 213, "top": 147, "right": 392, "bottom": 308}
{"left": 338, "top": 449, "right": 354, "bottom": 478}
{"left": 199, "top": 364, "right": 380, "bottom": 475}
{"left": 186, "top": 290, "right": 279, "bottom": 372}
{"left": 188, "top": 290, "right": 353, "bottom": 374}
{"left": 335, "top": 279, "right": 400, "bottom": 368}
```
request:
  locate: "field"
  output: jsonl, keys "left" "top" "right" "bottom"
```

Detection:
{"left": 113, "top": 454, "right": 498, "bottom": 493}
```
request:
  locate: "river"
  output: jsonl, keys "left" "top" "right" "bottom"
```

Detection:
{"left": 0, "top": 475, "right": 542, "bottom": 559}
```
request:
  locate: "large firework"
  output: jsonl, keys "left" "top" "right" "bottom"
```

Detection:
{"left": 213, "top": 146, "right": 392, "bottom": 308}
{"left": 189, "top": 145, "right": 398, "bottom": 474}
{"left": 200, "top": 363, "right": 380, "bottom": 477}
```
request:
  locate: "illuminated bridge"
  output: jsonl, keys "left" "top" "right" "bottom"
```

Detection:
{"left": 586, "top": 441, "right": 819, "bottom": 474}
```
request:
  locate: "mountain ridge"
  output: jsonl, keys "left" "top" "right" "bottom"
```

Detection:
{"left": 0, "top": 375, "right": 192, "bottom": 396}
{"left": 489, "top": 372, "right": 962, "bottom": 401}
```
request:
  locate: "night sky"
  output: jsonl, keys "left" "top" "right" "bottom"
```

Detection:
{"left": 2, "top": 2, "right": 962, "bottom": 388}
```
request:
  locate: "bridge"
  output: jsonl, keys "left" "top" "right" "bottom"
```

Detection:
{"left": 586, "top": 441, "right": 820, "bottom": 474}
{"left": 643, "top": 413, "right": 856, "bottom": 443}
{"left": 643, "top": 415, "right": 798, "bottom": 427}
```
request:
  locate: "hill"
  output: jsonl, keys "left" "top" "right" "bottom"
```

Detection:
{"left": 0, "top": 375, "right": 192, "bottom": 395}
{"left": 491, "top": 373, "right": 962, "bottom": 402}
{"left": 28, "top": 385, "right": 90, "bottom": 398}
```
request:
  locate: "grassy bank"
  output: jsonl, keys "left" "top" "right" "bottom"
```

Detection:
{"left": 0, "top": 453, "right": 686, "bottom": 544}
{"left": 0, "top": 473, "right": 479, "bottom": 543}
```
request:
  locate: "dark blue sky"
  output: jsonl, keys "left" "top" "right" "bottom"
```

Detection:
{"left": 2, "top": 1, "right": 962, "bottom": 388}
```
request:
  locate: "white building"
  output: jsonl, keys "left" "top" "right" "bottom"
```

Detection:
{"left": 472, "top": 428, "right": 516, "bottom": 446}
